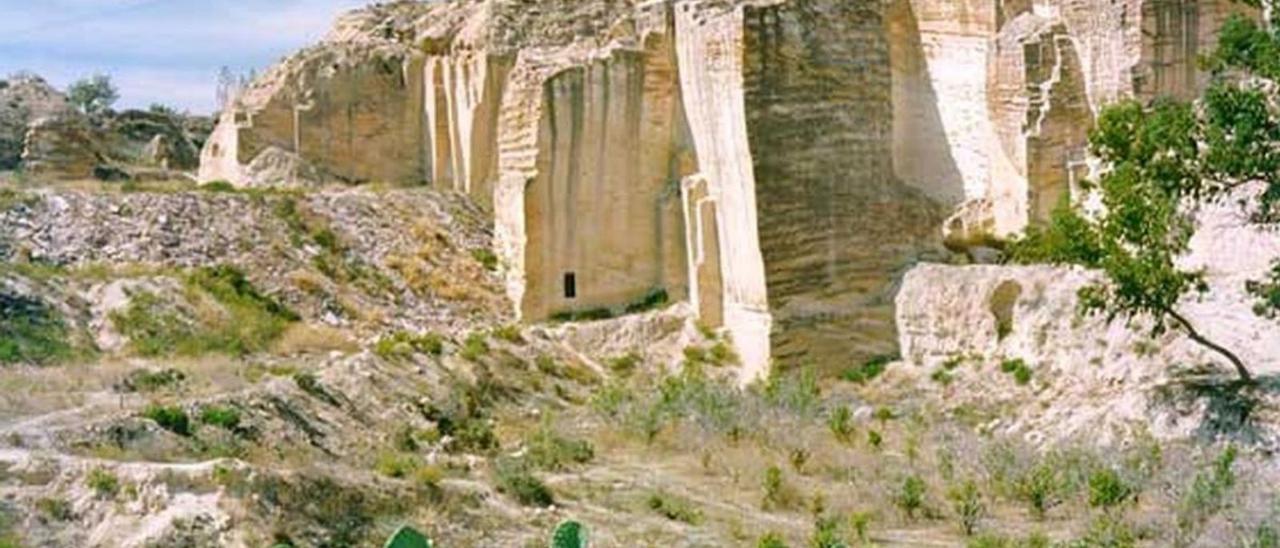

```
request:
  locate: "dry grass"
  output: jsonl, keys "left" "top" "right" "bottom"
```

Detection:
{"left": 272, "top": 324, "right": 359, "bottom": 356}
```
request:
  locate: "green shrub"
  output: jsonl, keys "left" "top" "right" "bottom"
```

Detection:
{"left": 460, "top": 332, "right": 489, "bottom": 361}
{"left": 762, "top": 465, "right": 796, "bottom": 511}
{"left": 1014, "top": 461, "right": 1060, "bottom": 519}
{"left": 1177, "top": 444, "right": 1238, "bottom": 538}
{"left": 948, "top": 479, "right": 986, "bottom": 536}
{"left": 757, "top": 531, "right": 789, "bottom": 548}
{"left": 199, "top": 405, "right": 241, "bottom": 431}
{"left": 762, "top": 368, "right": 821, "bottom": 417}
{"left": 0, "top": 290, "right": 73, "bottom": 365}
{"left": 549, "top": 308, "right": 614, "bottom": 323}
{"left": 1087, "top": 468, "right": 1134, "bottom": 509}
{"left": 896, "top": 475, "right": 927, "bottom": 520}
{"left": 374, "top": 452, "right": 420, "bottom": 479}
{"left": 827, "top": 406, "right": 854, "bottom": 444}
{"left": 492, "top": 324, "right": 524, "bottom": 344}
{"left": 931, "top": 368, "right": 955, "bottom": 385}
{"left": 606, "top": 352, "right": 642, "bottom": 375}
{"left": 850, "top": 511, "right": 874, "bottom": 544}
{"left": 625, "top": 288, "right": 670, "bottom": 314}
{"left": 375, "top": 330, "right": 444, "bottom": 359}
{"left": 647, "top": 491, "right": 702, "bottom": 524}
{"left": 525, "top": 419, "right": 595, "bottom": 471}
{"left": 471, "top": 248, "right": 499, "bottom": 271}
{"left": 143, "top": 404, "right": 191, "bottom": 436}
{"left": 1000, "top": 358, "right": 1034, "bottom": 386}
{"left": 35, "top": 497, "right": 72, "bottom": 521}
{"left": 118, "top": 368, "right": 185, "bottom": 392}
{"left": 841, "top": 354, "right": 894, "bottom": 384}
{"left": 867, "top": 430, "right": 883, "bottom": 449}
{"left": 494, "top": 458, "right": 554, "bottom": 507}
{"left": 86, "top": 468, "right": 119, "bottom": 498}
{"left": 808, "top": 516, "right": 844, "bottom": 548}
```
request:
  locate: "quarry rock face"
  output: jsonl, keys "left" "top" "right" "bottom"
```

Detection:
{"left": 200, "top": 0, "right": 1251, "bottom": 380}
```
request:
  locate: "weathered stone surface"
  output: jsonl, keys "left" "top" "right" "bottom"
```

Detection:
{"left": 198, "top": 0, "right": 1257, "bottom": 380}
{"left": 0, "top": 73, "right": 73, "bottom": 170}
{"left": 21, "top": 113, "right": 101, "bottom": 180}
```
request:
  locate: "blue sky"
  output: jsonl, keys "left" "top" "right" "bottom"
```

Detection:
{"left": 0, "top": 0, "right": 371, "bottom": 114}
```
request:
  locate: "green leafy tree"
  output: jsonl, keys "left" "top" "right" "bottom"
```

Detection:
{"left": 1011, "top": 9, "right": 1280, "bottom": 383}
{"left": 67, "top": 74, "right": 119, "bottom": 116}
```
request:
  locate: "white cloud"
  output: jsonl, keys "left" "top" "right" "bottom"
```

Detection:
{"left": 0, "top": 0, "right": 371, "bottom": 113}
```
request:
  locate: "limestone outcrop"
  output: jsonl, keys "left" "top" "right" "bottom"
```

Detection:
{"left": 894, "top": 184, "right": 1280, "bottom": 442}
{"left": 199, "top": 0, "right": 1253, "bottom": 380}
{"left": 0, "top": 74, "right": 76, "bottom": 170}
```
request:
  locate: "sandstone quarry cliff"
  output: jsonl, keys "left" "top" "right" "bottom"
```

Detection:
{"left": 200, "top": 0, "right": 1251, "bottom": 380}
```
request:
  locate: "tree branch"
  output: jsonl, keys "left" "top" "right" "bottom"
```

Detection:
{"left": 1164, "top": 307, "right": 1254, "bottom": 383}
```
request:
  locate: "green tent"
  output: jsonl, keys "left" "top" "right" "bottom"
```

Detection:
{"left": 384, "top": 525, "right": 433, "bottom": 548}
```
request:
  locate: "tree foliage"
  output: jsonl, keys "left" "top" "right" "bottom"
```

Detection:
{"left": 66, "top": 73, "right": 119, "bottom": 116}
{"left": 1010, "top": 12, "right": 1280, "bottom": 382}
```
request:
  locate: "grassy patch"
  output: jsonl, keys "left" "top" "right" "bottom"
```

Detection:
{"left": 374, "top": 330, "right": 444, "bottom": 360}
{"left": 459, "top": 331, "right": 489, "bottom": 362}
{"left": 199, "top": 405, "right": 241, "bottom": 431}
{"left": 0, "top": 290, "right": 73, "bottom": 365}
{"left": 524, "top": 418, "right": 594, "bottom": 471}
{"left": 494, "top": 457, "right": 554, "bottom": 507}
{"left": 86, "top": 468, "right": 120, "bottom": 498}
{"left": 647, "top": 491, "right": 702, "bottom": 524}
{"left": 471, "top": 248, "right": 499, "bottom": 271}
{"left": 111, "top": 266, "right": 297, "bottom": 357}
{"left": 624, "top": 288, "right": 670, "bottom": 314}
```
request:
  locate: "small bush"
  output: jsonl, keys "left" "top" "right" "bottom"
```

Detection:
{"left": 117, "top": 368, "right": 185, "bottom": 393}
{"left": 931, "top": 368, "right": 955, "bottom": 385}
{"left": 948, "top": 479, "right": 986, "bottom": 536}
{"left": 896, "top": 475, "right": 927, "bottom": 520}
{"left": 1177, "top": 444, "right": 1238, "bottom": 538}
{"left": 809, "top": 517, "right": 844, "bottom": 548}
{"left": 841, "top": 354, "right": 895, "bottom": 384}
{"left": 374, "top": 452, "right": 420, "bottom": 479}
{"left": 1000, "top": 358, "right": 1033, "bottom": 386}
{"left": 1087, "top": 467, "right": 1134, "bottom": 509}
{"left": 471, "top": 248, "right": 500, "bottom": 271}
{"left": 1014, "top": 461, "right": 1060, "bottom": 519}
{"left": 374, "top": 330, "right": 444, "bottom": 359}
{"left": 142, "top": 404, "right": 191, "bottom": 436}
{"left": 606, "top": 352, "right": 642, "bottom": 375}
{"left": 625, "top": 288, "right": 671, "bottom": 314}
{"left": 762, "top": 465, "right": 800, "bottom": 511}
{"left": 647, "top": 491, "right": 702, "bottom": 524}
{"left": 762, "top": 368, "right": 821, "bottom": 417}
{"left": 525, "top": 419, "right": 595, "bottom": 471}
{"left": 495, "top": 458, "right": 554, "bottom": 507}
{"left": 492, "top": 324, "right": 524, "bottom": 344}
{"left": 35, "top": 497, "right": 72, "bottom": 521}
{"left": 850, "top": 511, "right": 874, "bottom": 544}
{"left": 757, "top": 532, "right": 789, "bottom": 548}
{"left": 199, "top": 405, "right": 241, "bottom": 431}
{"left": 460, "top": 332, "right": 489, "bottom": 361}
{"left": 827, "top": 406, "right": 854, "bottom": 444}
{"left": 86, "top": 468, "right": 119, "bottom": 498}
{"left": 867, "top": 430, "right": 883, "bottom": 449}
